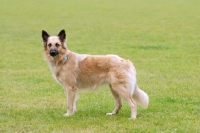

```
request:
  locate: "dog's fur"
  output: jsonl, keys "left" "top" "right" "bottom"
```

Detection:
{"left": 42, "top": 29, "right": 149, "bottom": 119}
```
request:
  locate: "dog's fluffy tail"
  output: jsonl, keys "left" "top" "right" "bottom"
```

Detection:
{"left": 133, "top": 86, "right": 149, "bottom": 108}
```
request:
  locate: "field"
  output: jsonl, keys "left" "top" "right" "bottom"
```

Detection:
{"left": 0, "top": 0, "right": 200, "bottom": 132}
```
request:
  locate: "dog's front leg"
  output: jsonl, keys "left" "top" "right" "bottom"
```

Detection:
{"left": 64, "top": 86, "right": 77, "bottom": 117}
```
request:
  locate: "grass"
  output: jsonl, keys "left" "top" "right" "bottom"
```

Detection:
{"left": 0, "top": 0, "right": 200, "bottom": 132}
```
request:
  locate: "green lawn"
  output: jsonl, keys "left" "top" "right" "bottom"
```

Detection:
{"left": 0, "top": 0, "right": 199, "bottom": 132}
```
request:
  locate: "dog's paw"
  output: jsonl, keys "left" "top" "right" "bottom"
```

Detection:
{"left": 63, "top": 112, "right": 73, "bottom": 117}
{"left": 106, "top": 113, "right": 114, "bottom": 116}
{"left": 63, "top": 113, "right": 70, "bottom": 117}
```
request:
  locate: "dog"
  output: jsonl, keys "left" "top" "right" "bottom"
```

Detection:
{"left": 41, "top": 29, "right": 149, "bottom": 119}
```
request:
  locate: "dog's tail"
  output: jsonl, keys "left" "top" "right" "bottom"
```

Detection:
{"left": 133, "top": 86, "right": 149, "bottom": 108}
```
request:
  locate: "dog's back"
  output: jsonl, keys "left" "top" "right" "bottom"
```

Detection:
{"left": 69, "top": 54, "right": 131, "bottom": 88}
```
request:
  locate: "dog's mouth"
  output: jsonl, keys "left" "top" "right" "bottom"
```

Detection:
{"left": 49, "top": 50, "right": 59, "bottom": 57}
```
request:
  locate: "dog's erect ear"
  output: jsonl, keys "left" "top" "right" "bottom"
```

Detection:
{"left": 42, "top": 30, "right": 50, "bottom": 43}
{"left": 58, "top": 29, "right": 66, "bottom": 43}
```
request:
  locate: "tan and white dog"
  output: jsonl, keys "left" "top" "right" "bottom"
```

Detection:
{"left": 42, "top": 29, "right": 149, "bottom": 119}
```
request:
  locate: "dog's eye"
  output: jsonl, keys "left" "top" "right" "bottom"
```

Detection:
{"left": 55, "top": 43, "right": 60, "bottom": 47}
{"left": 48, "top": 43, "right": 52, "bottom": 47}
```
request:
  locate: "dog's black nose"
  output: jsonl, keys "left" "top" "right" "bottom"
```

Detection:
{"left": 50, "top": 50, "right": 59, "bottom": 57}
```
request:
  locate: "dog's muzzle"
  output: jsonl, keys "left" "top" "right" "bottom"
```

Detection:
{"left": 50, "top": 50, "right": 59, "bottom": 57}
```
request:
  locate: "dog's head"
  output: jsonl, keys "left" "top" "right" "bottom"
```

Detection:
{"left": 42, "top": 29, "right": 67, "bottom": 57}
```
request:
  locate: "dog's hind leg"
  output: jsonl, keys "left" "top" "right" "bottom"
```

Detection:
{"left": 110, "top": 84, "right": 137, "bottom": 119}
{"left": 125, "top": 97, "right": 137, "bottom": 119}
{"left": 63, "top": 86, "right": 77, "bottom": 117}
{"left": 106, "top": 84, "right": 122, "bottom": 116}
